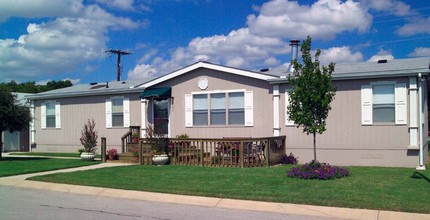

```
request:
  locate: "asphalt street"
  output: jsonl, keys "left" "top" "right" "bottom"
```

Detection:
{"left": 0, "top": 185, "right": 343, "bottom": 220}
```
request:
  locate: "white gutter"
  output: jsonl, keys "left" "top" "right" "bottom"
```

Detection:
{"left": 416, "top": 73, "right": 426, "bottom": 170}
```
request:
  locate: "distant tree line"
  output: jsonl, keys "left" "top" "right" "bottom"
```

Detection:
{"left": 0, "top": 80, "right": 73, "bottom": 93}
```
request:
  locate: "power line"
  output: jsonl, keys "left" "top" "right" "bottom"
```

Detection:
{"left": 105, "top": 49, "right": 132, "bottom": 81}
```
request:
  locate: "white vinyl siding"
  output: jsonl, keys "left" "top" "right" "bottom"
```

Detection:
{"left": 185, "top": 90, "right": 251, "bottom": 127}
{"left": 361, "top": 82, "right": 407, "bottom": 125}
{"left": 41, "top": 101, "right": 60, "bottom": 129}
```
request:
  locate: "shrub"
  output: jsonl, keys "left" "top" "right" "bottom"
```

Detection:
{"left": 286, "top": 160, "right": 349, "bottom": 180}
{"left": 176, "top": 133, "right": 189, "bottom": 139}
{"left": 281, "top": 153, "right": 298, "bottom": 164}
{"left": 78, "top": 148, "right": 85, "bottom": 155}
{"left": 80, "top": 119, "right": 98, "bottom": 153}
{"left": 107, "top": 148, "right": 118, "bottom": 159}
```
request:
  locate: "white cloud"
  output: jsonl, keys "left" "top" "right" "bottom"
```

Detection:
{"left": 0, "top": 3, "right": 142, "bottom": 82}
{"left": 0, "top": 0, "right": 83, "bottom": 22}
{"left": 367, "top": 49, "right": 395, "bottom": 62}
{"left": 247, "top": 0, "right": 372, "bottom": 40}
{"left": 409, "top": 47, "right": 430, "bottom": 57}
{"left": 127, "top": 63, "right": 158, "bottom": 81}
{"left": 319, "top": 46, "right": 364, "bottom": 64}
{"left": 126, "top": 0, "right": 373, "bottom": 81}
{"left": 396, "top": 16, "right": 430, "bottom": 36}
{"left": 96, "top": 0, "right": 135, "bottom": 11}
{"left": 359, "top": 0, "right": 412, "bottom": 16}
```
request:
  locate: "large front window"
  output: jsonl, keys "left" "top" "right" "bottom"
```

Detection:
{"left": 373, "top": 84, "right": 395, "bottom": 123}
{"left": 112, "top": 98, "right": 124, "bottom": 127}
{"left": 192, "top": 92, "right": 244, "bottom": 126}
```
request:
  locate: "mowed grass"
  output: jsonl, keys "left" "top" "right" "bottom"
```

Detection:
{"left": 29, "top": 165, "right": 430, "bottom": 213}
{"left": 0, "top": 157, "right": 99, "bottom": 177}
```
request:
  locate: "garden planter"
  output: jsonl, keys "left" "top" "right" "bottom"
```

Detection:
{"left": 152, "top": 154, "right": 169, "bottom": 165}
{"left": 80, "top": 152, "right": 96, "bottom": 161}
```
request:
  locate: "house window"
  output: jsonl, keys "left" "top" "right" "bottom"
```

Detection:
{"left": 41, "top": 101, "right": 60, "bottom": 129}
{"left": 112, "top": 98, "right": 124, "bottom": 127}
{"left": 193, "top": 94, "right": 208, "bottom": 125}
{"left": 228, "top": 92, "right": 244, "bottom": 125}
{"left": 373, "top": 84, "right": 395, "bottom": 123}
{"left": 210, "top": 93, "right": 226, "bottom": 125}
{"left": 361, "top": 82, "right": 406, "bottom": 125}
{"left": 192, "top": 91, "right": 244, "bottom": 126}
{"left": 46, "top": 102, "right": 56, "bottom": 128}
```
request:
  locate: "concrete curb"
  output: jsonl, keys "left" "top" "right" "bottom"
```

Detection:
{"left": 0, "top": 162, "right": 429, "bottom": 220}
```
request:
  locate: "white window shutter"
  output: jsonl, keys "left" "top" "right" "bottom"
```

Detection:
{"left": 395, "top": 83, "right": 407, "bottom": 125}
{"left": 55, "top": 102, "right": 61, "bottom": 128}
{"left": 105, "top": 99, "right": 112, "bottom": 128}
{"left": 41, "top": 103, "right": 46, "bottom": 129}
{"left": 123, "top": 98, "right": 130, "bottom": 127}
{"left": 245, "top": 91, "right": 254, "bottom": 127}
{"left": 285, "top": 90, "right": 294, "bottom": 126}
{"left": 361, "top": 85, "right": 373, "bottom": 125}
{"left": 185, "top": 94, "right": 193, "bottom": 127}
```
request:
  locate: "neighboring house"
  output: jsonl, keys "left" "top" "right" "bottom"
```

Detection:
{"left": 2, "top": 93, "right": 31, "bottom": 152}
{"left": 26, "top": 45, "right": 430, "bottom": 168}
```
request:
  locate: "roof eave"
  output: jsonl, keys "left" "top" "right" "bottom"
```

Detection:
{"left": 268, "top": 69, "right": 430, "bottom": 84}
{"left": 26, "top": 87, "right": 145, "bottom": 100}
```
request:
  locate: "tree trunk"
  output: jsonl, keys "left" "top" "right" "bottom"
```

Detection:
{"left": 313, "top": 132, "right": 316, "bottom": 161}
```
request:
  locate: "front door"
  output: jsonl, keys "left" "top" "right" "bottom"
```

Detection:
{"left": 153, "top": 99, "right": 169, "bottom": 137}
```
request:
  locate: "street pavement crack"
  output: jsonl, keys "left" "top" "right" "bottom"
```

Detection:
{"left": 40, "top": 204, "right": 141, "bottom": 218}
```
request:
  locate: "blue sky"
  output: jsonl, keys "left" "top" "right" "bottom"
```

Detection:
{"left": 1, "top": 0, "right": 430, "bottom": 85}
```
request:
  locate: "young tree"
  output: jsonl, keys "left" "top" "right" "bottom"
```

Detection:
{"left": 0, "top": 87, "right": 32, "bottom": 159}
{"left": 288, "top": 36, "right": 336, "bottom": 162}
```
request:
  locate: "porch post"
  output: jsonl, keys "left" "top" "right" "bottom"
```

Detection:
{"left": 101, "top": 137, "right": 106, "bottom": 163}
{"left": 141, "top": 99, "right": 148, "bottom": 138}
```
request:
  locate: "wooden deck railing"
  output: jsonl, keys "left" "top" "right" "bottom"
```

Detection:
{"left": 167, "top": 136, "right": 286, "bottom": 168}
{"left": 121, "top": 126, "right": 141, "bottom": 153}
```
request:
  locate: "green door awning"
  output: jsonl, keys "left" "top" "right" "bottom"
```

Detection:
{"left": 140, "top": 87, "right": 171, "bottom": 99}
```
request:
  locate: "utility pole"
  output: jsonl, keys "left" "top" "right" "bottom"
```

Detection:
{"left": 105, "top": 49, "right": 132, "bottom": 81}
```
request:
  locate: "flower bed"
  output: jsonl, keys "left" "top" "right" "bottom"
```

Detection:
{"left": 286, "top": 160, "right": 349, "bottom": 180}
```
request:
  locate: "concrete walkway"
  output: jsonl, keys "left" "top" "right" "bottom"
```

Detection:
{"left": 1, "top": 154, "right": 429, "bottom": 220}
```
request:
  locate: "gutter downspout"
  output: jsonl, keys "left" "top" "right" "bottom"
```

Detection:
{"left": 416, "top": 73, "right": 426, "bottom": 170}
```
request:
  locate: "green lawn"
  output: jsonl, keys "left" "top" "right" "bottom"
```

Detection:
{"left": 0, "top": 157, "right": 99, "bottom": 177}
{"left": 29, "top": 165, "right": 430, "bottom": 213}
{"left": 9, "top": 152, "right": 102, "bottom": 158}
